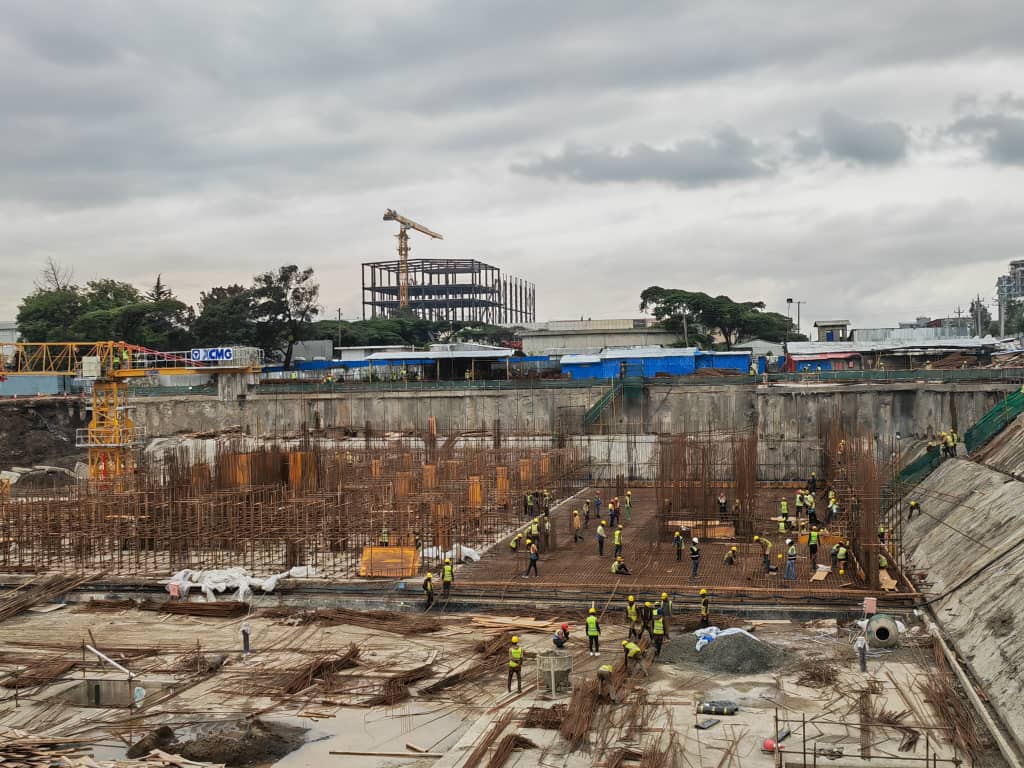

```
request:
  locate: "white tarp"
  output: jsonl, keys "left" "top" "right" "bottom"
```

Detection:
{"left": 164, "top": 565, "right": 317, "bottom": 603}
{"left": 693, "top": 626, "right": 762, "bottom": 651}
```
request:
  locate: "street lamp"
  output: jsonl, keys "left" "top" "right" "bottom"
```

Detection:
{"left": 786, "top": 298, "right": 805, "bottom": 338}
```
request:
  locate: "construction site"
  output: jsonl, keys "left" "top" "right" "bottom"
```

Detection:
{"left": 2, "top": 342, "right": 1024, "bottom": 768}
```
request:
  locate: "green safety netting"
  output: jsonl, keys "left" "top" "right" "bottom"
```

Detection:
{"left": 963, "top": 386, "right": 1024, "bottom": 453}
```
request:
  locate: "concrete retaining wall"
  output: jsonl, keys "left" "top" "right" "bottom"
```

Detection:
{"left": 905, "top": 457, "right": 1024, "bottom": 749}
{"left": 133, "top": 382, "right": 1012, "bottom": 441}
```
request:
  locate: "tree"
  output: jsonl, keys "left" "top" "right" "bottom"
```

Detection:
{"left": 193, "top": 285, "right": 258, "bottom": 347}
{"left": 251, "top": 265, "right": 320, "bottom": 367}
{"left": 640, "top": 287, "right": 802, "bottom": 349}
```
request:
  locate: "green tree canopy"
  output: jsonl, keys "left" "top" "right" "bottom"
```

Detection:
{"left": 193, "top": 285, "right": 258, "bottom": 348}
{"left": 640, "top": 287, "right": 803, "bottom": 349}
{"left": 252, "top": 265, "right": 320, "bottom": 367}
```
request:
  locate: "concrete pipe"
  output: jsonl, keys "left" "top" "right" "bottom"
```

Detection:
{"left": 866, "top": 613, "right": 899, "bottom": 649}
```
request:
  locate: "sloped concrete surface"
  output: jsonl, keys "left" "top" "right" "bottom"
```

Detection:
{"left": 906, "top": 457, "right": 1024, "bottom": 748}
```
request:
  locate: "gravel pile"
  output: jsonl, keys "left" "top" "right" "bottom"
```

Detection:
{"left": 661, "top": 632, "right": 783, "bottom": 674}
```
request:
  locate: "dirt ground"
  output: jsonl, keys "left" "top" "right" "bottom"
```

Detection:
{"left": 0, "top": 398, "right": 86, "bottom": 470}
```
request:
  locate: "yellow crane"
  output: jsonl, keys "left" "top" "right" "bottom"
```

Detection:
{"left": 382, "top": 208, "right": 443, "bottom": 312}
{"left": 0, "top": 342, "right": 260, "bottom": 482}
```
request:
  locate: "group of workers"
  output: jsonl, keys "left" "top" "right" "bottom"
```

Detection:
{"left": 925, "top": 428, "right": 960, "bottom": 459}
{"left": 506, "top": 588, "right": 711, "bottom": 691}
{"left": 421, "top": 558, "right": 455, "bottom": 610}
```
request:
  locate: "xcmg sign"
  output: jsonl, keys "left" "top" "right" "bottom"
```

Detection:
{"left": 190, "top": 347, "right": 234, "bottom": 363}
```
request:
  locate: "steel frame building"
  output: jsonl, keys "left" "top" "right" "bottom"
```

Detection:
{"left": 361, "top": 258, "right": 535, "bottom": 324}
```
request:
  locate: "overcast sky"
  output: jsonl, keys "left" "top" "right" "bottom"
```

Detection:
{"left": 3, "top": 1, "right": 1024, "bottom": 332}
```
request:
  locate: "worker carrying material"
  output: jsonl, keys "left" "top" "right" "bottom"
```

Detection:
{"left": 422, "top": 572, "right": 433, "bottom": 611}
{"left": 507, "top": 636, "right": 523, "bottom": 693}
{"left": 597, "top": 663, "right": 618, "bottom": 702}
{"left": 622, "top": 640, "right": 644, "bottom": 674}
{"left": 586, "top": 607, "right": 601, "bottom": 656}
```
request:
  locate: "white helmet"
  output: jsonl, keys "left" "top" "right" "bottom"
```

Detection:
{"left": 692, "top": 537, "right": 699, "bottom": 544}
{"left": 786, "top": 538, "right": 793, "bottom": 545}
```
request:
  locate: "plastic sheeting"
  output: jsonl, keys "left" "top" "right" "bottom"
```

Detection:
{"left": 164, "top": 565, "right": 318, "bottom": 603}
{"left": 693, "top": 626, "right": 762, "bottom": 652}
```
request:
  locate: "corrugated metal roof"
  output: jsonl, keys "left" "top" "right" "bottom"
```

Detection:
{"left": 787, "top": 337, "right": 1000, "bottom": 354}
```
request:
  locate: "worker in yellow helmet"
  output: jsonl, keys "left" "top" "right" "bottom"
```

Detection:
{"left": 699, "top": 588, "right": 710, "bottom": 627}
{"left": 442, "top": 558, "right": 454, "bottom": 598}
{"left": 723, "top": 546, "right": 738, "bottom": 566}
{"left": 622, "top": 639, "right": 645, "bottom": 674}
{"left": 657, "top": 591, "right": 672, "bottom": 618}
{"left": 586, "top": 607, "right": 601, "bottom": 656}
{"left": 422, "top": 572, "right": 434, "bottom": 611}
{"left": 507, "top": 636, "right": 523, "bottom": 693}
{"left": 625, "top": 595, "right": 640, "bottom": 640}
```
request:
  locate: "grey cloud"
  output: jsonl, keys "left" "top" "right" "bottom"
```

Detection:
{"left": 951, "top": 114, "right": 1024, "bottom": 165}
{"left": 818, "top": 110, "right": 908, "bottom": 165}
{"left": 511, "top": 127, "right": 772, "bottom": 187}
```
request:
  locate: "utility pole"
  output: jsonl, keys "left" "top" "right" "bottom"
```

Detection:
{"left": 786, "top": 298, "right": 806, "bottom": 339}
{"left": 681, "top": 304, "right": 690, "bottom": 347}
{"left": 999, "top": 291, "right": 1006, "bottom": 337}
{"left": 336, "top": 308, "right": 342, "bottom": 351}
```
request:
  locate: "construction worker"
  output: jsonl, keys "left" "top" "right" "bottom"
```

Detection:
{"left": 626, "top": 595, "right": 641, "bottom": 640}
{"left": 529, "top": 517, "right": 541, "bottom": 548}
{"left": 943, "top": 431, "right": 955, "bottom": 458}
{"left": 689, "top": 537, "right": 701, "bottom": 578}
{"left": 808, "top": 526, "right": 820, "bottom": 565}
{"left": 524, "top": 539, "right": 539, "bottom": 578}
{"left": 673, "top": 530, "right": 684, "bottom": 561}
{"left": 524, "top": 492, "right": 534, "bottom": 517}
{"left": 952, "top": 428, "right": 960, "bottom": 453}
{"left": 509, "top": 533, "right": 523, "bottom": 553}
{"left": 507, "top": 636, "right": 523, "bottom": 693}
{"left": 586, "top": 607, "right": 601, "bottom": 656}
{"left": 717, "top": 491, "right": 727, "bottom": 516}
{"left": 596, "top": 520, "right": 607, "bottom": 556}
{"left": 572, "top": 510, "right": 582, "bottom": 543}
{"left": 583, "top": 499, "right": 591, "bottom": 527}
{"left": 613, "top": 525, "right": 623, "bottom": 557}
{"left": 552, "top": 623, "right": 570, "bottom": 648}
{"left": 657, "top": 592, "right": 673, "bottom": 617}
{"left": 907, "top": 500, "right": 920, "bottom": 520}
{"left": 594, "top": 493, "right": 602, "bottom": 521}
{"left": 622, "top": 639, "right": 644, "bottom": 672}
{"left": 794, "top": 489, "right": 805, "bottom": 521}
{"left": 611, "top": 556, "right": 631, "bottom": 575}
{"left": 830, "top": 542, "right": 840, "bottom": 572}
{"left": 699, "top": 588, "right": 710, "bottom": 627}
{"left": 827, "top": 498, "right": 839, "bottom": 524}
{"left": 597, "top": 664, "right": 617, "bottom": 702}
{"left": 608, "top": 501, "right": 618, "bottom": 528}
{"left": 879, "top": 552, "right": 889, "bottom": 571}
{"left": 878, "top": 523, "right": 886, "bottom": 544}
{"left": 778, "top": 514, "right": 788, "bottom": 534}
{"left": 754, "top": 535, "right": 772, "bottom": 573}
{"left": 640, "top": 601, "right": 654, "bottom": 640}
{"left": 442, "top": 558, "right": 454, "bottom": 598}
{"left": 543, "top": 516, "right": 552, "bottom": 550}
{"left": 807, "top": 471, "right": 818, "bottom": 493}
{"left": 422, "top": 572, "right": 434, "bottom": 611}
{"left": 784, "top": 538, "right": 797, "bottom": 581}
{"left": 624, "top": 490, "right": 632, "bottom": 520}
{"left": 723, "top": 546, "right": 738, "bottom": 566}
{"left": 732, "top": 499, "right": 742, "bottom": 520}
{"left": 652, "top": 609, "right": 668, "bottom": 656}
{"left": 836, "top": 541, "right": 849, "bottom": 575}
{"left": 543, "top": 488, "right": 551, "bottom": 511}
{"left": 379, "top": 525, "right": 389, "bottom": 547}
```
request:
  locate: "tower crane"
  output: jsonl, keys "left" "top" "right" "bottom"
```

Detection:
{"left": 382, "top": 209, "right": 443, "bottom": 313}
{"left": 0, "top": 341, "right": 260, "bottom": 482}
